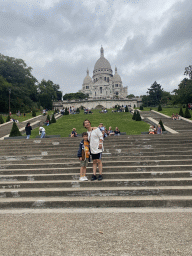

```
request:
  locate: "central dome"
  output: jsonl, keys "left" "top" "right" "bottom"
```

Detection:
{"left": 94, "top": 46, "right": 112, "bottom": 71}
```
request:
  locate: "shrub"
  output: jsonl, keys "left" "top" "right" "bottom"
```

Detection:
{"left": 6, "top": 115, "right": 11, "bottom": 122}
{"left": 32, "top": 109, "right": 36, "bottom": 117}
{"left": 51, "top": 114, "right": 56, "bottom": 123}
{"left": 158, "top": 104, "right": 162, "bottom": 111}
{"left": 132, "top": 111, "right": 136, "bottom": 120}
{"left": 9, "top": 122, "right": 22, "bottom": 137}
{"left": 139, "top": 106, "right": 143, "bottom": 110}
{"left": 125, "top": 105, "right": 128, "bottom": 112}
{"left": 0, "top": 115, "right": 4, "bottom": 124}
{"left": 136, "top": 111, "right": 141, "bottom": 121}
{"left": 184, "top": 107, "right": 191, "bottom": 118}
{"left": 159, "top": 120, "right": 166, "bottom": 131}
{"left": 65, "top": 108, "right": 69, "bottom": 115}
{"left": 76, "top": 108, "right": 80, "bottom": 113}
{"left": 134, "top": 104, "right": 136, "bottom": 108}
{"left": 179, "top": 107, "right": 184, "bottom": 117}
{"left": 46, "top": 114, "right": 51, "bottom": 124}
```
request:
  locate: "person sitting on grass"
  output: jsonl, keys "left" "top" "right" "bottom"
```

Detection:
{"left": 77, "top": 132, "right": 90, "bottom": 181}
{"left": 108, "top": 126, "right": 115, "bottom": 136}
{"left": 71, "top": 128, "right": 77, "bottom": 137}
{"left": 149, "top": 125, "right": 156, "bottom": 134}
{"left": 114, "top": 127, "right": 120, "bottom": 136}
{"left": 172, "top": 113, "right": 176, "bottom": 120}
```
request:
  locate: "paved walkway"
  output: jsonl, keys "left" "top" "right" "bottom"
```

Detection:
{"left": 0, "top": 208, "right": 191, "bottom": 256}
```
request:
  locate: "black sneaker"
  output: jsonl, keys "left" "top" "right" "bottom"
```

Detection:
{"left": 91, "top": 175, "right": 97, "bottom": 181}
{"left": 98, "top": 175, "right": 103, "bottom": 181}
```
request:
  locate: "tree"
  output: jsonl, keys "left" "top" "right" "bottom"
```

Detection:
{"left": 135, "top": 111, "right": 141, "bottom": 121}
{"left": 184, "top": 106, "right": 191, "bottom": 118}
{"left": 6, "top": 115, "right": 11, "bottom": 122}
{"left": 51, "top": 114, "right": 56, "bottom": 123}
{"left": 158, "top": 104, "right": 162, "bottom": 111}
{"left": 125, "top": 105, "right": 129, "bottom": 112}
{"left": 65, "top": 108, "right": 69, "bottom": 115}
{"left": 63, "top": 92, "right": 88, "bottom": 100}
{"left": 159, "top": 120, "right": 166, "bottom": 131}
{"left": 132, "top": 111, "right": 136, "bottom": 120}
{"left": 0, "top": 54, "right": 38, "bottom": 113}
{"left": 179, "top": 107, "right": 184, "bottom": 117}
{"left": 127, "top": 94, "right": 135, "bottom": 99}
{"left": 184, "top": 65, "right": 192, "bottom": 79}
{"left": 139, "top": 106, "right": 143, "bottom": 110}
{"left": 46, "top": 114, "right": 51, "bottom": 124}
{"left": 147, "top": 81, "right": 163, "bottom": 106}
{"left": 0, "top": 115, "right": 4, "bottom": 124}
{"left": 173, "top": 78, "right": 192, "bottom": 105}
{"left": 32, "top": 109, "right": 36, "bottom": 117}
{"left": 9, "top": 122, "right": 22, "bottom": 137}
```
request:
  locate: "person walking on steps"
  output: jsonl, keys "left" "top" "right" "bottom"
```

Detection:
{"left": 83, "top": 119, "right": 104, "bottom": 181}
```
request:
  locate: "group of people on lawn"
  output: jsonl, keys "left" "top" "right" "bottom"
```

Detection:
{"left": 149, "top": 124, "right": 162, "bottom": 134}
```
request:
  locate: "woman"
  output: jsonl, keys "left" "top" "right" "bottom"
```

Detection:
{"left": 25, "top": 122, "right": 32, "bottom": 139}
{"left": 156, "top": 124, "right": 162, "bottom": 134}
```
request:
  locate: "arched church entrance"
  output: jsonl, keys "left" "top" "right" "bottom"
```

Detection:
{"left": 95, "top": 104, "right": 104, "bottom": 109}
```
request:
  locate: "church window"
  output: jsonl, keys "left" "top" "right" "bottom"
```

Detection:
{"left": 116, "top": 92, "right": 119, "bottom": 96}
{"left": 115, "top": 84, "right": 118, "bottom": 87}
{"left": 100, "top": 87, "right": 102, "bottom": 94}
{"left": 107, "top": 77, "right": 109, "bottom": 82}
{"left": 95, "top": 92, "right": 96, "bottom": 96}
{"left": 86, "top": 86, "right": 89, "bottom": 89}
{"left": 104, "top": 77, "right": 106, "bottom": 81}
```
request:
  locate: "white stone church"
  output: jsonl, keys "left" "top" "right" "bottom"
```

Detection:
{"left": 80, "top": 46, "right": 128, "bottom": 99}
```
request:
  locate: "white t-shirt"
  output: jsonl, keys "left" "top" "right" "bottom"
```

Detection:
{"left": 87, "top": 128, "right": 104, "bottom": 154}
{"left": 39, "top": 127, "right": 45, "bottom": 132}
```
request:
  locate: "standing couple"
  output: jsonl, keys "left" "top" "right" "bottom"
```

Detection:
{"left": 83, "top": 119, "right": 103, "bottom": 181}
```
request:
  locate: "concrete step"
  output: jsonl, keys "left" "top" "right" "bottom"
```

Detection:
{"left": 1, "top": 178, "right": 192, "bottom": 189}
{"left": 1, "top": 195, "right": 192, "bottom": 209}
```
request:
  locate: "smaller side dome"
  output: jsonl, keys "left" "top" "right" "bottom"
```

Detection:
{"left": 113, "top": 67, "right": 122, "bottom": 82}
{"left": 83, "top": 68, "right": 92, "bottom": 84}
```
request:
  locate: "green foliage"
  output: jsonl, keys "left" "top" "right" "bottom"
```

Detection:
{"left": 0, "top": 115, "right": 4, "bottom": 124}
{"left": 76, "top": 108, "right": 80, "bottom": 113}
{"left": 65, "top": 108, "right": 69, "bottom": 115}
{"left": 63, "top": 92, "right": 88, "bottom": 100}
{"left": 46, "top": 114, "right": 51, "bottom": 124}
{"left": 179, "top": 107, "right": 184, "bottom": 117}
{"left": 132, "top": 111, "right": 136, "bottom": 120}
{"left": 6, "top": 115, "right": 11, "bottom": 122}
{"left": 139, "top": 106, "right": 143, "bottom": 110}
{"left": 184, "top": 106, "right": 191, "bottom": 118}
{"left": 9, "top": 122, "right": 22, "bottom": 137}
{"left": 125, "top": 105, "right": 128, "bottom": 112}
{"left": 159, "top": 120, "right": 166, "bottom": 131}
{"left": 173, "top": 78, "right": 192, "bottom": 105}
{"left": 158, "top": 104, "right": 162, "bottom": 111}
{"left": 145, "top": 81, "right": 163, "bottom": 106}
{"left": 127, "top": 94, "right": 135, "bottom": 99}
{"left": 80, "top": 106, "right": 84, "bottom": 110}
{"left": 51, "top": 114, "right": 56, "bottom": 123}
{"left": 184, "top": 65, "right": 192, "bottom": 79}
{"left": 32, "top": 109, "right": 36, "bottom": 117}
{"left": 135, "top": 111, "right": 141, "bottom": 121}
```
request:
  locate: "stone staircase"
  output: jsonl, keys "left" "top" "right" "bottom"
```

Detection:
{"left": 1, "top": 133, "right": 192, "bottom": 209}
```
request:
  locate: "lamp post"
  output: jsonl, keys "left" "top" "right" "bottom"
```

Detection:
{"left": 9, "top": 88, "right": 11, "bottom": 115}
{"left": 146, "top": 90, "right": 149, "bottom": 108}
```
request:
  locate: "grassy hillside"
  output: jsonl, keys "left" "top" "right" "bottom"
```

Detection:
{"left": 29, "top": 109, "right": 150, "bottom": 138}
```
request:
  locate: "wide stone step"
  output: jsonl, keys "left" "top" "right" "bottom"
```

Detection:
{"left": 1, "top": 186, "right": 192, "bottom": 198}
{"left": 2, "top": 159, "right": 192, "bottom": 169}
{"left": 1, "top": 178, "right": 192, "bottom": 189}
{"left": 0, "top": 171, "right": 191, "bottom": 181}
{"left": 1, "top": 165, "right": 192, "bottom": 175}
{"left": 1, "top": 195, "right": 192, "bottom": 209}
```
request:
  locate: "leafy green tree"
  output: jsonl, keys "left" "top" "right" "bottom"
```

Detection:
{"left": 127, "top": 94, "right": 135, "bottom": 99}
{"left": 179, "top": 107, "right": 184, "bottom": 117}
{"left": 0, "top": 115, "right": 4, "bottom": 124}
{"left": 125, "top": 105, "right": 128, "bottom": 112}
{"left": 46, "top": 114, "right": 51, "bottom": 124}
{"left": 63, "top": 92, "right": 88, "bottom": 100}
{"left": 158, "top": 104, "right": 162, "bottom": 111}
{"left": 184, "top": 106, "right": 191, "bottom": 118}
{"left": 135, "top": 111, "right": 141, "bottom": 121}
{"left": 159, "top": 120, "right": 166, "bottom": 131}
{"left": 65, "top": 108, "right": 69, "bottom": 115}
{"left": 9, "top": 122, "right": 22, "bottom": 137}
{"left": 51, "top": 114, "right": 56, "bottom": 123}
{"left": 32, "top": 109, "right": 36, "bottom": 117}
{"left": 173, "top": 78, "right": 192, "bottom": 105}
{"left": 132, "top": 111, "right": 136, "bottom": 120}
{"left": 148, "top": 81, "right": 163, "bottom": 106}
{"left": 184, "top": 65, "right": 192, "bottom": 79}
{"left": 6, "top": 115, "right": 11, "bottom": 122}
{"left": 139, "top": 106, "right": 143, "bottom": 110}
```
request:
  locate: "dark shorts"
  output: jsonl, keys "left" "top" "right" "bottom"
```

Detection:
{"left": 91, "top": 153, "right": 102, "bottom": 160}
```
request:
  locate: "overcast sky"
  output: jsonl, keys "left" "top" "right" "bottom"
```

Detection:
{"left": 0, "top": 0, "right": 192, "bottom": 96}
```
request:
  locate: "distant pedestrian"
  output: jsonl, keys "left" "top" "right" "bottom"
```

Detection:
{"left": 25, "top": 122, "right": 32, "bottom": 139}
{"left": 39, "top": 127, "right": 46, "bottom": 138}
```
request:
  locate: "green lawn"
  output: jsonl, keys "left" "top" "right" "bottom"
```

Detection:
{"left": 29, "top": 109, "right": 150, "bottom": 138}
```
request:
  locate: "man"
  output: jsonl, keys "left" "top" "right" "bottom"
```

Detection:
{"left": 83, "top": 119, "right": 104, "bottom": 181}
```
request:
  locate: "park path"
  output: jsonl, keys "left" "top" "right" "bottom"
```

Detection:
{"left": 0, "top": 115, "right": 47, "bottom": 139}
